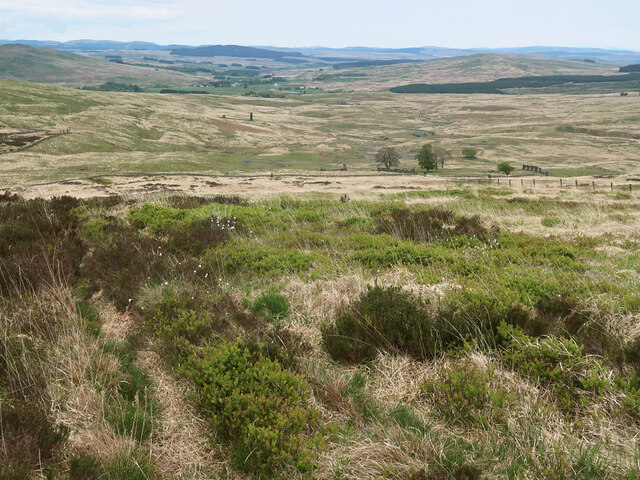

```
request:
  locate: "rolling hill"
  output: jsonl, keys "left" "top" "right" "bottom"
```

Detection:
{"left": 303, "top": 53, "right": 618, "bottom": 92}
{"left": 0, "top": 44, "right": 200, "bottom": 87}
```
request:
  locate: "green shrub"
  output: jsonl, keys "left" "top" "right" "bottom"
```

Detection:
{"left": 143, "top": 288, "right": 264, "bottom": 363}
{"left": 421, "top": 360, "right": 513, "bottom": 428}
{"left": 188, "top": 340, "right": 324, "bottom": 475}
{"left": 206, "top": 242, "right": 317, "bottom": 276}
{"left": 248, "top": 291, "right": 290, "bottom": 322}
{"left": 498, "top": 323, "right": 612, "bottom": 411}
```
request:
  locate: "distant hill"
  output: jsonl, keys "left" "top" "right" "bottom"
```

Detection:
{"left": 0, "top": 44, "right": 199, "bottom": 87}
{"left": 2, "top": 39, "right": 640, "bottom": 64}
{"left": 306, "top": 53, "right": 617, "bottom": 92}
{"left": 170, "top": 44, "right": 306, "bottom": 61}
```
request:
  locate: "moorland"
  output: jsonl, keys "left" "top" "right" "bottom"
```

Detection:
{"left": 1, "top": 41, "right": 639, "bottom": 480}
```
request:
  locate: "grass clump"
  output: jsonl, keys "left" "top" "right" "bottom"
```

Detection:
{"left": 188, "top": 339, "right": 324, "bottom": 476}
{"left": 248, "top": 291, "right": 291, "bottom": 322}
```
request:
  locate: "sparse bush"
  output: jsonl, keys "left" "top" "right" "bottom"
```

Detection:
{"left": 189, "top": 340, "right": 324, "bottom": 475}
{"left": 461, "top": 147, "right": 478, "bottom": 159}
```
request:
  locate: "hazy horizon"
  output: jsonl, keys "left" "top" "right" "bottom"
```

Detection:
{"left": 0, "top": 0, "right": 639, "bottom": 51}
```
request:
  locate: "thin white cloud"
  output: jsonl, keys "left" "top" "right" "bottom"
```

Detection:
{"left": 0, "top": 1, "right": 177, "bottom": 21}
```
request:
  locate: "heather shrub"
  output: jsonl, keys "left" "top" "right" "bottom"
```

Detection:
{"left": 421, "top": 360, "right": 513, "bottom": 428}
{"left": 82, "top": 227, "right": 169, "bottom": 309}
{"left": 375, "top": 207, "right": 498, "bottom": 242}
{"left": 167, "top": 194, "right": 247, "bottom": 208}
{"left": 166, "top": 216, "right": 231, "bottom": 255}
{"left": 0, "top": 398, "right": 68, "bottom": 476}
{"left": 188, "top": 340, "right": 324, "bottom": 475}
{"left": 498, "top": 323, "right": 612, "bottom": 411}
{"left": 0, "top": 196, "right": 85, "bottom": 295}
{"left": 321, "top": 285, "right": 435, "bottom": 362}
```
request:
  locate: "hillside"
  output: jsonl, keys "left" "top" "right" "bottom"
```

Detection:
{"left": 303, "top": 53, "right": 617, "bottom": 92}
{"left": 1, "top": 79, "right": 639, "bottom": 187}
{"left": 0, "top": 44, "right": 200, "bottom": 87}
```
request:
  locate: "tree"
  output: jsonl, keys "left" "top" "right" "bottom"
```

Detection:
{"left": 416, "top": 144, "right": 437, "bottom": 172}
{"left": 497, "top": 161, "right": 515, "bottom": 176}
{"left": 432, "top": 146, "right": 451, "bottom": 169}
{"left": 462, "top": 147, "right": 478, "bottom": 159}
{"left": 375, "top": 147, "right": 400, "bottom": 170}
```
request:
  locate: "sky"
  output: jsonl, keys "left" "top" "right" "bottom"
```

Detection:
{"left": 0, "top": 0, "right": 639, "bottom": 50}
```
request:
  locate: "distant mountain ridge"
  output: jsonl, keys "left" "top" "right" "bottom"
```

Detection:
{"left": 1, "top": 39, "right": 639, "bottom": 64}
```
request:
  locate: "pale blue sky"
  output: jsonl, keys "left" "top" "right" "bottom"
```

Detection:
{"left": 0, "top": 0, "right": 638, "bottom": 50}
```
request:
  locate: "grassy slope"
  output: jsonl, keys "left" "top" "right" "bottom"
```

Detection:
{"left": 0, "top": 44, "right": 200, "bottom": 87}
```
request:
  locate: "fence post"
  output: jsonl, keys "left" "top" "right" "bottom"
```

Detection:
{"left": 575, "top": 179, "right": 578, "bottom": 187}
{"left": 560, "top": 179, "right": 563, "bottom": 188}
{"left": 497, "top": 178, "right": 500, "bottom": 186}
{"left": 592, "top": 181, "right": 595, "bottom": 191}
{"left": 509, "top": 179, "right": 512, "bottom": 188}
{"left": 611, "top": 182, "right": 613, "bottom": 192}
{"left": 533, "top": 179, "right": 536, "bottom": 187}
{"left": 521, "top": 179, "right": 524, "bottom": 187}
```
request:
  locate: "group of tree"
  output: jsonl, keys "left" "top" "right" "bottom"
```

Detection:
{"left": 375, "top": 144, "right": 514, "bottom": 176}
{"left": 374, "top": 144, "right": 452, "bottom": 172}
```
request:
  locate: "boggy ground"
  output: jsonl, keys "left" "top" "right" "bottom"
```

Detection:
{"left": 1, "top": 186, "right": 639, "bottom": 479}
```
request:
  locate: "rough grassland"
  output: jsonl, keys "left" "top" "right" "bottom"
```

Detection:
{"left": 0, "top": 80, "right": 639, "bottom": 187}
{"left": 1, "top": 187, "right": 639, "bottom": 479}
